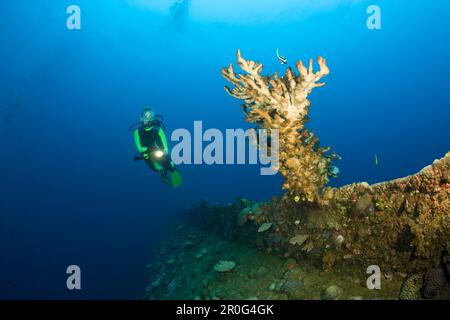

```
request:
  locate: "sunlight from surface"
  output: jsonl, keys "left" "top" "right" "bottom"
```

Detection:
{"left": 128, "top": 0, "right": 364, "bottom": 23}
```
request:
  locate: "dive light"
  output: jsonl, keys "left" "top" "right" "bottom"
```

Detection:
{"left": 153, "top": 149, "right": 164, "bottom": 159}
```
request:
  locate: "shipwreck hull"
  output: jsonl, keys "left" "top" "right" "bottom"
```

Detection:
{"left": 187, "top": 152, "right": 449, "bottom": 276}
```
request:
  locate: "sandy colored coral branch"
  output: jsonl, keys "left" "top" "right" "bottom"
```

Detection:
{"left": 222, "top": 49, "right": 329, "bottom": 122}
{"left": 222, "top": 49, "right": 334, "bottom": 202}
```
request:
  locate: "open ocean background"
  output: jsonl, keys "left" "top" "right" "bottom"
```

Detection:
{"left": 0, "top": 0, "right": 449, "bottom": 299}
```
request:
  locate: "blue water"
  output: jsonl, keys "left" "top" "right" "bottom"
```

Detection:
{"left": 0, "top": 0, "right": 449, "bottom": 299}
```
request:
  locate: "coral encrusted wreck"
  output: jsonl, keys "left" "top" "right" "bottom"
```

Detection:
{"left": 145, "top": 51, "right": 449, "bottom": 300}
{"left": 221, "top": 50, "right": 450, "bottom": 278}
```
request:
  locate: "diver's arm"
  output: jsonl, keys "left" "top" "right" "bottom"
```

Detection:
{"left": 134, "top": 129, "right": 148, "bottom": 154}
{"left": 157, "top": 127, "right": 169, "bottom": 154}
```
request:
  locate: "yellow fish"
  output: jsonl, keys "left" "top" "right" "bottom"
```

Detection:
{"left": 374, "top": 154, "right": 378, "bottom": 166}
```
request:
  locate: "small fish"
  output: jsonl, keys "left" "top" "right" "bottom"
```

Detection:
{"left": 374, "top": 154, "right": 378, "bottom": 166}
{"left": 276, "top": 48, "right": 287, "bottom": 65}
{"left": 329, "top": 165, "right": 340, "bottom": 178}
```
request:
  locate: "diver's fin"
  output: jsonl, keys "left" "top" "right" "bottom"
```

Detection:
{"left": 170, "top": 169, "right": 183, "bottom": 188}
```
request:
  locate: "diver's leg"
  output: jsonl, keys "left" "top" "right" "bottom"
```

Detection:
{"left": 144, "top": 158, "right": 160, "bottom": 173}
{"left": 146, "top": 157, "right": 172, "bottom": 185}
{"left": 159, "top": 155, "right": 176, "bottom": 173}
{"left": 162, "top": 157, "right": 182, "bottom": 187}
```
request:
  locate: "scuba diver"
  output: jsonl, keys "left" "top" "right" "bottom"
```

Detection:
{"left": 130, "top": 107, "right": 183, "bottom": 188}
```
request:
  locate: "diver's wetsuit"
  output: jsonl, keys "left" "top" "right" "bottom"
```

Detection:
{"left": 134, "top": 123, "right": 176, "bottom": 176}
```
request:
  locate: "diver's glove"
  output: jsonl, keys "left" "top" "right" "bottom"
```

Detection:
{"left": 134, "top": 152, "right": 151, "bottom": 161}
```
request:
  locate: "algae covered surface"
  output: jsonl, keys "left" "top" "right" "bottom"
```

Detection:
{"left": 144, "top": 220, "right": 449, "bottom": 300}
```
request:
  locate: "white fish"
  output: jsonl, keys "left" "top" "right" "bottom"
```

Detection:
{"left": 276, "top": 48, "right": 287, "bottom": 65}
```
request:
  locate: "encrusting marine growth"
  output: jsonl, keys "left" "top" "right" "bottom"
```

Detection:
{"left": 220, "top": 50, "right": 449, "bottom": 292}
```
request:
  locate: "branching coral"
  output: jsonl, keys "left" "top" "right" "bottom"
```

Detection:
{"left": 222, "top": 50, "right": 335, "bottom": 202}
